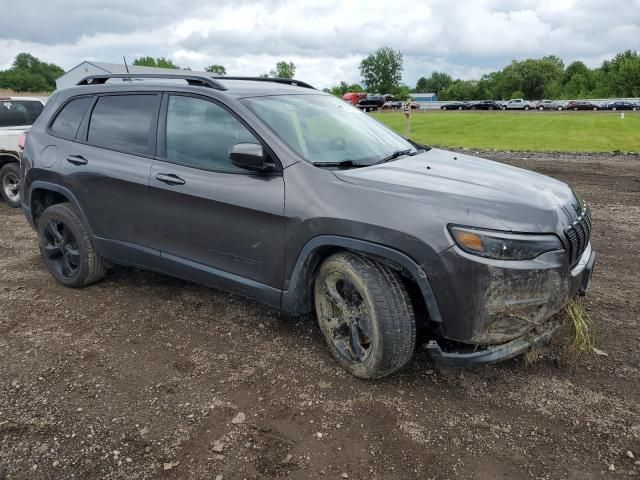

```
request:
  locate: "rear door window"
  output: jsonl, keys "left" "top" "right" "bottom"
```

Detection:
{"left": 50, "top": 97, "right": 93, "bottom": 139}
{"left": 0, "top": 100, "right": 44, "bottom": 127}
{"left": 87, "top": 94, "right": 160, "bottom": 156}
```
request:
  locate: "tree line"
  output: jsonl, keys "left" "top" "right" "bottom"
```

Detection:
{"left": 2, "top": 49, "right": 639, "bottom": 100}
{"left": 326, "top": 48, "right": 640, "bottom": 100}
{"left": 0, "top": 54, "right": 297, "bottom": 92}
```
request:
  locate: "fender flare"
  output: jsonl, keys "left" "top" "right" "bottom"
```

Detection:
{"left": 281, "top": 235, "right": 442, "bottom": 323}
{"left": 27, "top": 180, "right": 94, "bottom": 236}
{"left": 0, "top": 151, "right": 20, "bottom": 165}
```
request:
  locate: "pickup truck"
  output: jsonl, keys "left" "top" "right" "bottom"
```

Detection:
{"left": 501, "top": 98, "right": 533, "bottom": 110}
{"left": 357, "top": 94, "right": 386, "bottom": 112}
{"left": 0, "top": 96, "right": 45, "bottom": 207}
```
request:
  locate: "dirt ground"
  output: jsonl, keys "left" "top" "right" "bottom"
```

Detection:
{"left": 1, "top": 152, "right": 639, "bottom": 480}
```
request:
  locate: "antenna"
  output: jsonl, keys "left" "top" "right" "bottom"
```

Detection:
{"left": 122, "top": 55, "right": 133, "bottom": 82}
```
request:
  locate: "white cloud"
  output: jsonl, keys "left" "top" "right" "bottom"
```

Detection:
{"left": 0, "top": 0, "right": 638, "bottom": 88}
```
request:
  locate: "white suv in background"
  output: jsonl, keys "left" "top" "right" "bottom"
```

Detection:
{"left": 0, "top": 96, "right": 45, "bottom": 207}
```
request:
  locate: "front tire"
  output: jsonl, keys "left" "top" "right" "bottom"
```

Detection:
{"left": 37, "top": 203, "right": 105, "bottom": 288}
{"left": 0, "top": 163, "right": 21, "bottom": 208}
{"left": 314, "top": 252, "right": 416, "bottom": 379}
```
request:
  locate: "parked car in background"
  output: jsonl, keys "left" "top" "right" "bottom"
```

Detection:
{"left": 382, "top": 100, "right": 403, "bottom": 110}
{"left": 472, "top": 100, "right": 499, "bottom": 110}
{"left": 502, "top": 99, "right": 533, "bottom": 110}
{"left": 357, "top": 94, "right": 386, "bottom": 111}
{"left": 604, "top": 101, "right": 638, "bottom": 111}
{"left": 342, "top": 92, "right": 366, "bottom": 106}
{"left": 441, "top": 102, "right": 470, "bottom": 110}
{"left": 566, "top": 100, "right": 600, "bottom": 111}
{"left": 21, "top": 73, "right": 596, "bottom": 378}
{"left": 0, "top": 96, "right": 45, "bottom": 207}
{"left": 534, "top": 100, "right": 565, "bottom": 111}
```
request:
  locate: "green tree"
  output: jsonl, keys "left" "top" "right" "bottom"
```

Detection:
{"left": 439, "top": 80, "right": 478, "bottom": 101}
{"left": 205, "top": 65, "right": 227, "bottom": 75}
{"left": 0, "top": 52, "right": 64, "bottom": 92}
{"left": 359, "top": 47, "right": 403, "bottom": 94}
{"left": 415, "top": 71, "right": 452, "bottom": 95}
{"left": 132, "top": 57, "right": 179, "bottom": 69}
{"left": 327, "top": 81, "right": 364, "bottom": 97}
{"left": 269, "top": 61, "right": 296, "bottom": 79}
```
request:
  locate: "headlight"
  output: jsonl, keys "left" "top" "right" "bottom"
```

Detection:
{"left": 449, "top": 226, "right": 563, "bottom": 260}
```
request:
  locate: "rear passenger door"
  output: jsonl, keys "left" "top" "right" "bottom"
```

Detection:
{"left": 149, "top": 93, "right": 285, "bottom": 305}
{"left": 63, "top": 93, "right": 163, "bottom": 268}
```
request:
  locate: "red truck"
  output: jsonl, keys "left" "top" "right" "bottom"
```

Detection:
{"left": 342, "top": 92, "right": 367, "bottom": 106}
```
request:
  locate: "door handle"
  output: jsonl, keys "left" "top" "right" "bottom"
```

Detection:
{"left": 66, "top": 155, "right": 88, "bottom": 166}
{"left": 155, "top": 173, "right": 185, "bottom": 186}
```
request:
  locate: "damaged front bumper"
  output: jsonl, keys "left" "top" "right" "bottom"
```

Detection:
{"left": 425, "top": 321, "right": 561, "bottom": 366}
{"left": 423, "top": 243, "right": 596, "bottom": 366}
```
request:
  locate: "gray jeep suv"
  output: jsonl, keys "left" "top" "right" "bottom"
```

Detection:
{"left": 20, "top": 74, "right": 595, "bottom": 378}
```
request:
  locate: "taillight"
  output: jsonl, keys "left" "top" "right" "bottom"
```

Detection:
{"left": 18, "top": 132, "right": 27, "bottom": 151}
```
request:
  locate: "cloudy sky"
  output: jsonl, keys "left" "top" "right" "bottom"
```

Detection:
{"left": 0, "top": 0, "right": 638, "bottom": 88}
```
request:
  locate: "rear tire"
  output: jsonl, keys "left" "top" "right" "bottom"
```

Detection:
{"left": 524, "top": 106, "right": 530, "bottom": 110}
{"left": 0, "top": 163, "right": 21, "bottom": 208}
{"left": 314, "top": 252, "right": 416, "bottom": 379}
{"left": 37, "top": 203, "right": 105, "bottom": 288}
{"left": 538, "top": 106, "right": 544, "bottom": 111}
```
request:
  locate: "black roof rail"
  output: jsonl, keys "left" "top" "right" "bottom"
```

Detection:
{"left": 211, "top": 76, "right": 316, "bottom": 90}
{"left": 76, "top": 73, "right": 227, "bottom": 91}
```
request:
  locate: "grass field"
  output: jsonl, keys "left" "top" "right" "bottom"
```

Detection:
{"left": 372, "top": 111, "right": 640, "bottom": 152}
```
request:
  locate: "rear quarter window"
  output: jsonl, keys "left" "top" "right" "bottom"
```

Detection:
{"left": 87, "top": 94, "right": 160, "bottom": 156}
{"left": 50, "top": 97, "right": 93, "bottom": 139}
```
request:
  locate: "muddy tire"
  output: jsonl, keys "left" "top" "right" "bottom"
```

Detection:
{"left": 37, "top": 203, "right": 105, "bottom": 288}
{"left": 314, "top": 252, "right": 416, "bottom": 379}
{"left": 0, "top": 162, "right": 21, "bottom": 208}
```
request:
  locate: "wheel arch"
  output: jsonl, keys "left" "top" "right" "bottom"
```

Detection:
{"left": 27, "top": 181, "right": 93, "bottom": 235}
{"left": 281, "top": 235, "right": 442, "bottom": 325}
{"left": 0, "top": 152, "right": 20, "bottom": 167}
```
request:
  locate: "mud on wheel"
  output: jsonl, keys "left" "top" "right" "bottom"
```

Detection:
{"left": 37, "top": 203, "right": 105, "bottom": 288}
{"left": 314, "top": 252, "right": 416, "bottom": 379}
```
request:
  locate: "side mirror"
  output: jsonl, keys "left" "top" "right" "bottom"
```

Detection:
{"left": 229, "top": 143, "right": 275, "bottom": 172}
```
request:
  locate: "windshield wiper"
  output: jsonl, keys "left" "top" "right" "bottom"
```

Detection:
{"left": 312, "top": 160, "right": 367, "bottom": 169}
{"left": 374, "top": 149, "right": 418, "bottom": 165}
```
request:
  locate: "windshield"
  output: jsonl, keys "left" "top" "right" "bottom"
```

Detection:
{"left": 241, "top": 94, "right": 417, "bottom": 165}
{"left": 0, "top": 100, "right": 43, "bottom": 127}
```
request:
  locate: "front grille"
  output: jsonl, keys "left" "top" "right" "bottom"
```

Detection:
{"left": 564, "top": 205, "right": 592, "bottom": 266}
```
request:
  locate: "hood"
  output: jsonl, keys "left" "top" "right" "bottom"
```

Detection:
{"left": 334, "top": 148, "right": 579, "bottom": 232}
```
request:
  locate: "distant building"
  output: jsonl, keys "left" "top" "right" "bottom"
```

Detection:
{"left": 409, "top": 93, "right": 438, "bottom": 102}
{"left": 55, "top": 61, "right": 211, "bottom": 90}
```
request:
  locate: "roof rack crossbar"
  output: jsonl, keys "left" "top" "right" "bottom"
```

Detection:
{"left": 76, "top": 73, "right": 228, "bottom": 91}
{"left": 210, "top": 76, "right": 316, "bottom": 90}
